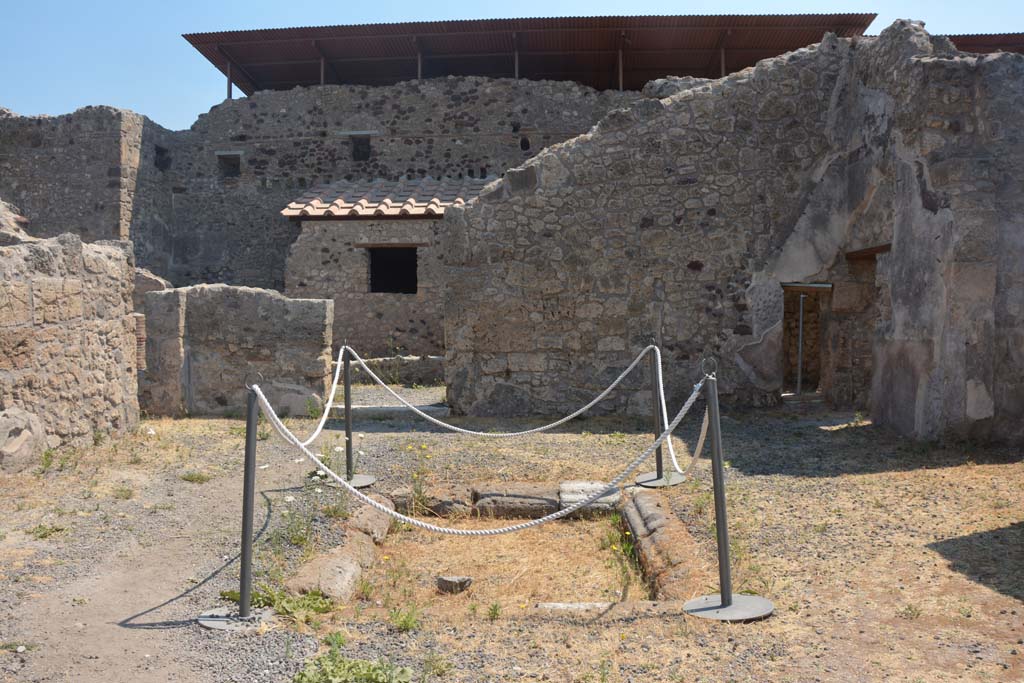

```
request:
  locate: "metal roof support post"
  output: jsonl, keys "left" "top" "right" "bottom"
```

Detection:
{"left": 226, "top": 61, "right": 233, "bottom": 100}
{"left": 513, "top": 32, "right": 519, "bottom": 79}
{"left": 414, "top": 37, "right": 422, "bottom": 80}
{"left": 720, "top": 47, "right": 726, "bottom": 77}
{"left": 320, "top": 57, "right": 325, "bottom": 85}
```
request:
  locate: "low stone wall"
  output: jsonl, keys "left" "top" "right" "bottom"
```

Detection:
{"left": 141, "top": 284, "right": 333, "bottom": 417}
{"left": 0, "top": 232, "right": 138, "bottom": 461}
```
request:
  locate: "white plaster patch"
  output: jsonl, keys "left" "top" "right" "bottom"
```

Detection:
{"left": 965, "top": 379, "right": 995, "bottom": 421}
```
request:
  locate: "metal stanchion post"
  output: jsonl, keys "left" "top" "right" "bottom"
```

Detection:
{"left": 237, "top": 388, "right": 257, "bottom": 618}
{"left": 637, "top": 349, "right": 684, "bottom": 488}
{"left": 684, "top": 370, "right": 773, "bottom": 622}
{"left": 343, "top": 347, "right": 375, "bottom": 489}
{"left": 198, "top": 382, "right": 273, "bottom": 631}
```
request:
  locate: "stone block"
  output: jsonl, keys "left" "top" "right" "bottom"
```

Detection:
{"left": 473, "top": 482, "right": 559, "bottom": 519}
{"left": 0, "top": 407, "right": 47, "bottom": 473}
{"left": 348, "top": 494, "right": 395, "bottom": 544}
{"left": 390, "top": 484, "right": 473, "bottom": 516}
{"left": 286, "top": 550, "right": 361, "bottom": 601}
{"left": 0, "top": 281, "right": 32, "bottom": 327}
{"left": 558, "top": 480, "right": 621, "bottom": 517}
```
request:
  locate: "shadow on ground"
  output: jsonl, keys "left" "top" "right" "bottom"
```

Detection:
{"left": 719, "top": 405, "right": 1022, "bottom": 478}
{"left": 928, "top": 522, "right": 1024, "bottom": 602}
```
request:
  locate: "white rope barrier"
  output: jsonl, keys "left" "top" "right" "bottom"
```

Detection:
{"left": 253, "top": 376, "right": 706, "bottom": 537}
{"left": 342, "top": 345, "right": 708, "bottom": 476}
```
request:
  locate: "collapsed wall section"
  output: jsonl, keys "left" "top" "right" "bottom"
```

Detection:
{"left": 0, "top": 232, "right": 138, "bottom": 449}
{"left": 140, "top": 284, "right": 333, "bottom": 417}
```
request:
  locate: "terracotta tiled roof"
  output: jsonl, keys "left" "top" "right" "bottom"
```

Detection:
{"left": 282, "top": 176, "right": 495, "bottom": 219}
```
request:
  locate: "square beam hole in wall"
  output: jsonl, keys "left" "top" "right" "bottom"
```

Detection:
{"left": 368, "top": 247, "right": 417, "bottom": 294}
{"left": 351, "top": 135, "right": 371, "bottom": 161}
{"left": 216, "top": 152, "right": 241, "bottom": 178}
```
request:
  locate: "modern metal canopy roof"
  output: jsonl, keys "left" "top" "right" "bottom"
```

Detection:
{"left": 183, "top": 14, "right": 878, "bottom": 95}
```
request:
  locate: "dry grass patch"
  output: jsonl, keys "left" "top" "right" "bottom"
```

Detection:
{"left": 355, "top": 515, "right": 649, "bottom": 623}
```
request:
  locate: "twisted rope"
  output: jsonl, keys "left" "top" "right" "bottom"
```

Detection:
{"left": 252, "top": 377, "right": 706, "bottom": 536}
{"left": 343, "top": 345, "right": 708, "bottom": 475}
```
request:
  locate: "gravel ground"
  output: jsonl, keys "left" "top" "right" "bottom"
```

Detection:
{"left": 1, "top": 386, "right": 1021, "bottom": 682}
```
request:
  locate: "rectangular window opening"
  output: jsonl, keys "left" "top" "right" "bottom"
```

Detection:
{"left": 351, "top": 135, "right": 371, "bottom": 162}
{"left": 368, "top": 247, "right": 417, "bottom": 294}
{"left": 216, "top": 152, "right": 241, "bottom": 178}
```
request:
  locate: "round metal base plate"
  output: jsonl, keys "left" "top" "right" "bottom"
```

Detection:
{"left": 197, "top": 606, "right": 274, "bottom": 631}
{"left": 325, "top": 473, "right": 376, "bottom": 489}
{"left": 635, "top": 470, "right": 687, "bottom": 488}
{"left": 683, "top": 594, "right": 774, "bottom": 622}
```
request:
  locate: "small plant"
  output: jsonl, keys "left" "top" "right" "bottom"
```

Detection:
{"left": 30, "top": 524, "right": 65, "bottom": 540}
{"left": 219, "top": 585, "right": 332, "bottom": 618}
{"left": 294, "top": 651, "right": 412, "bottom": 683}
{"left": 92, "top": 430, "right": 106, "bottom": 447}
{"left": 257, "top": 414, "right": 272, "bottom": 441}
{"left": 322, "top": 501, "right": 349, "bottom": 520}
{"left": 112, "top": 486, "right": 134, "bottom": 500}
{"left": 37, "top": 449, "right": 55, "bottom": 474}
{"left": 812, "top": 521, "right": 829, "bottom": 534}
{"left": 306, "top": 397, "right": 324, "bottom": 420}
{"left": 355, "top": 577, "right": 374, "bottom": 601}
{"left": 487, "top": 602, "right": 501, "bottom": 621}
{"left": 896, "top": 603, "right": 922, "bottom": 620}
{"left": 180, "top": 471, "right": 211, "bottom": 484}
{"left": 323, "top": 631, "right": 347, "bottom": 650}
{"left": 285, "top": 512, "right": 315, "bottom": 549}
{"left": 467, "top": 603, "right": 478, "bottom": 617}
{"left": 388, "top": 604, "right": 421, "bottom": 632}
{"left": 421, "top": 653, "right": 453, "bottom": 680}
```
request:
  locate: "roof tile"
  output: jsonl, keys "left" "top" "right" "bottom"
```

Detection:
{"left": 282, "top": 176, "right": 496, "bottom": 219}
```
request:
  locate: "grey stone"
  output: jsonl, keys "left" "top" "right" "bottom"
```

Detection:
{"left": 0, "top": 407, "right": 47, "bottom": 473}
{"left": 390, "top": 484, "right": 473, "bottom": 517}
{"left": 348, "top": 494, "right": 395, "bottom": 544}
{"left": 558, "top": 480, "right": 621, "bottom": 517}
{"left": 436, "top": 576, "right": 473, "bottom": 594}
{"left": 473, "top": 483, "right": 559, "bottom": 519}
{"left": 286, "top": 551, "right": 361, "bottom": 601}
{"left": 132, "top": 267, "right": 171, "bottom": 313}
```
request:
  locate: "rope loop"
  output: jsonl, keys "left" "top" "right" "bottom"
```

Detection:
{"left": 252, "top": 376, "right": 706, "bottom": 536}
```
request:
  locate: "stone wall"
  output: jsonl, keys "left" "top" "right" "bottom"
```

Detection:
{"left": 0, "top": 79, "right": 640, "bottom": 290}
{"left": 141, "top": 284, "right": 333, "bottom": 417}
{"left": 0, "top": 231, "right": 138, "bottom": 448}
{"left": 444, "top": 21, "right": 1024, "bottom": 443}
{"left": 284, "top": 218, "right": 444, "bottom": 357}
{"left": 0, "top": 107, "right": 130, "bottom": 242}
{"left": 819, "top": 258, "right": 879, "bottom": 408}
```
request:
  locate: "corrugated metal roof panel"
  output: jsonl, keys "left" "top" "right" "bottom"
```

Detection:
{"left": 185, "top": 14, "right": 878, "bottom": 94}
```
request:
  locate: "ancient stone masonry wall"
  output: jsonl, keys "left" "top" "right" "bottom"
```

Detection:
{"left": 0, "top": 232, "right": 138, "bottom": 448}
{"left": 140, "top": 284, "right": 333, "bottom": 417}
{"left": 444, "top": 34, "right": 853, "bottom": 417}
{"left": 284, "top": 219, "right": 444, "bottom": 357}
{"left": 0, "top": 107, "right": 128, "bottom": 241}
{"left": 0, "top": 78, "right": 639, "bottom": 290}
{"left": 444, "top": 21, "right": 1024, "bottom": 444}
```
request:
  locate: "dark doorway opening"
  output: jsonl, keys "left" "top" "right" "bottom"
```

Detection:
{"left": 368, "top": 248, "right": 418, "bottom": 294}
{"left": 782, "top": 284, "right": 828, "bottom": 395}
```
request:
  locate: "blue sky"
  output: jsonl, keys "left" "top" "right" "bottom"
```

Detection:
{"left": 1, "top": 1, "right": 1020, "bottom": 130}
